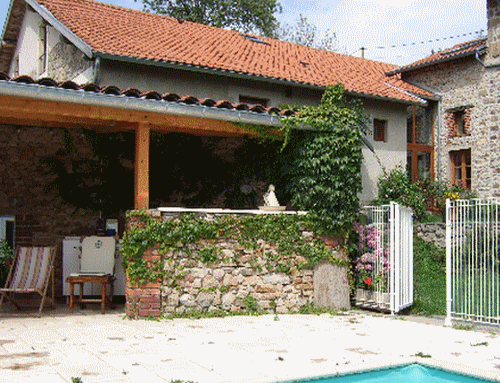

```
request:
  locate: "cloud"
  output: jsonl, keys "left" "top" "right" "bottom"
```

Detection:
{"left": 352, "top": 0, "right": 417, "bottom": 7}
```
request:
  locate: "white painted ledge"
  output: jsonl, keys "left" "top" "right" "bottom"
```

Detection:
{"left": 157, "top": 207, "right": 307, "bottom": 215}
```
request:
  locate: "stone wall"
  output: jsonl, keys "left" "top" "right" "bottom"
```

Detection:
{"left": 125, "top": 211, "right": 350, "bottom": 318}
{"left": 0, "top": 124, "right": 111, "bottom": 296}
{"left": 402, "top": 57, "right": 485, "bottom": 194}
{"left": 415, "top": 222, "right": 446, "bottom": 248}
{"left": 47, "top": 39, "right": 93, "bottom": 83}
{"left": 401, "top": 1, "right": 500, "bottom": 199}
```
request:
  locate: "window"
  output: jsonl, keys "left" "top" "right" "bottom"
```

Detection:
{"left": 446, "top": 107, "right": 472, "bottom": 137}
{"left": 455, "top": 111, "right": 466, "bottom": 136}
{"left": 38, "top": 23, "right": 48, "bottom": 76}
{"left": 450, "top": 150, "right": 471, "bottom": 189}
{"left": 239, "top": 96, "right": 268, "bottom": 108}
{"left": 373, "top": 119, "right": 386, "bottom": 142}
{"left": 0, "top": 216, "right": 15, "bottom": 249}
{"left": 407, "top": 104, "right": 435, "bottom": 183}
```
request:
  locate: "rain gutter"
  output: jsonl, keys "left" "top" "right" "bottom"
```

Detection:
{"left": 474, "top": 50, "right": 500, "bottom": 68}
{"left": 0, "top": 80, "right": 283, "bottom": 127}
{"left": 0, "top": 80, "right": 375, "bottom": 150}
{"left": 95, "top": 52, "right": 423, "bottom": 106}
{"left": 26, "top": 0, "right": 423, "bottom": 107}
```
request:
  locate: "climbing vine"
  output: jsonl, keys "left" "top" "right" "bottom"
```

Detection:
{"left": 280, "top": 83, "right": 368, "bottom": 235}
{"left": 121, "top": 210, "right": 345, "bottom": 287}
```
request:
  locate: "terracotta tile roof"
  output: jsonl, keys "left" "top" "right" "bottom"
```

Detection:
{"left": 387, "top": 38, "right": 487, "bottom": 75}
{"left": 24, "top": 0, "right": 431, "bottom": 102}
{"left": 0, "top": 71, "right": 294, "bottom": 116}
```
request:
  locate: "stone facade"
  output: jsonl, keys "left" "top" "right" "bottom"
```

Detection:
{"left": 47, "top": 39, "right": 93, "bottom": 83}
{"left": 401, "top": 1, "right": 500, "bottom": 198}
{"left": 0, "top": 124, "right": 109, "bottom": 296}
{"left": 415, "top": 223, "right": 446, "bottom": 249}
{"left": 402, "top": 57, "right": 484, "bottom": 193}
{"left": 125, "top": 211, "right": 350, "bottom": 318}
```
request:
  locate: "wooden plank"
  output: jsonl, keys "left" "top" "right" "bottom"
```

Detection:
{"left": 0, "top": 95, "right": 257, "bottom": 136}
{"left": 134, "top": 124, "right": 150, "bottom": 210}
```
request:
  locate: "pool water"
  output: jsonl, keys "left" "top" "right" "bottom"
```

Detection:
{"left": 310, "top": 364, "right": 491, "bottom": 383}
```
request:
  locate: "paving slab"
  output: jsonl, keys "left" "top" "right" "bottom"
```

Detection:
{"left": 0, "top": 304, "right": 500, "bottom": 382}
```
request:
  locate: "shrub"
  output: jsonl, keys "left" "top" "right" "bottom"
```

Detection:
{"left": 373, "top": 165, "right": 427, "bottom": 221}
{"left": 0, "top": 241, "right": 13, "bottom": 286}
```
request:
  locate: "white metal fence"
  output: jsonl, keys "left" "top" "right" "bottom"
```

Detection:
{"left": 446, "top": 198, "right": 500, "bottom": 325}
{"left": 354, "top": 202, "right": 414, "bottom": 314}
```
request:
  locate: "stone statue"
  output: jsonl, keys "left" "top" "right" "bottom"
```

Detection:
{"left": 263, "top": 185, "right": 280, "bottom": 207}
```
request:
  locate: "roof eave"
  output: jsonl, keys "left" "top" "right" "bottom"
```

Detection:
{"left": 97, "top": 51, "right": 421, "bottom": 105}
{"left": 386, "top": 47, "right": 486, "bottom": 76}
{"left": 0, "top": 79, "right": 283, "bottom": 127}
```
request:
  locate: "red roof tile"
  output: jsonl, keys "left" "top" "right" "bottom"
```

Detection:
{"left": 387, "top": 38, "right": 487, "bottom": 75}
{"left": 0, "top": 71, "right": 296, "bottom": 116}
{"left": 28, "top": 0, "right": 432, "bottom": 103}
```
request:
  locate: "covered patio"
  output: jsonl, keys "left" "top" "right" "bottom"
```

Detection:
{"left": 0, "top": 74, "right": 286, "bottom": 211}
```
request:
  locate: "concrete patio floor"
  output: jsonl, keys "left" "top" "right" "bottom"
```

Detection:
{"left": 1, "top": 303, "right": 500, "bottom": 383}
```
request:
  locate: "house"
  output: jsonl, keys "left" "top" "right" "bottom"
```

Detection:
{"left": 0, "top": 0, "right": 433, "bottom": 257}
{"left": 386, "top": 0, "right": 500, "bottom": 198}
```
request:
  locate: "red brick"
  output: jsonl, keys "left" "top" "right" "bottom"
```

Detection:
{"left": 140, "top": 295, "right": 160, "bottom": 303}
{"left": 139, "top": 309, "right": 161, "bottom": 317}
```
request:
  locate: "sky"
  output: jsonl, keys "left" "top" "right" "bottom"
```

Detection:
{"left": 0, "top": 0, "right": 487, "bottom": 66}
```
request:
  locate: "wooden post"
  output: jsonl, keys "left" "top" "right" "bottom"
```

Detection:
{"left": 134, "top": 124, "right": 150, "bottom": 210}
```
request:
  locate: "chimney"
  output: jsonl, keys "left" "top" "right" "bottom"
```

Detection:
{"left": 488, "top": 0, "right": 500, "bottom": 58}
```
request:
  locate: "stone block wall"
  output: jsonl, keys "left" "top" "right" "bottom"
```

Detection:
{"left": 415, "top": 222, "right": 446, "bottom": 249}
{"left": 125, "top": 211, "right": 350, "bottom": 318}
{"left": 402, "top": 57, "right": 484, "bottom": 193}
{"left": 0, "top": 124, "right": 119, "bottom": 297}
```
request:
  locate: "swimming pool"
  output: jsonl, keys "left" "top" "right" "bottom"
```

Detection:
{"left": 295, "top": 364, "right": 494, "bottom": 383}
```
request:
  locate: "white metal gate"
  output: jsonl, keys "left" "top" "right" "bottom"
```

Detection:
{"left": 354, "top": 202, "right": 414, "bottom": 314}
{"left": 445, "top": 198, "right": 500, "bottom": 326}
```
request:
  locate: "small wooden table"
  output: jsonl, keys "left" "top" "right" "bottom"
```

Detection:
{"left": 66, "top": 275, "right": 115, "bottom": 314}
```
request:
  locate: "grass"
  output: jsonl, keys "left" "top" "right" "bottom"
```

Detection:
{"left": 410, "top": 237, "right": 446, "bottom": 316}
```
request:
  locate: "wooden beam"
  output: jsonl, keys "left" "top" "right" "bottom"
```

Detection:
{"left": 0, "top": 95, "right": 256, "bottom": 136}
{"left": 134, "top": 124, "right": 150, "bottom": 210}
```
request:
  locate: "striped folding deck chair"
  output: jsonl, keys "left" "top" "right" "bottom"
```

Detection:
{"left": 0, "top": 246, "right": 56, "bottom": 316}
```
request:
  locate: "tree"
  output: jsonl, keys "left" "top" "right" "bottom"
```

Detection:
{"left": 279, "top": 14, "right": 338, "bottom": 51}
{"left": 136, "top": 0, "right": 282, "bottom": 37}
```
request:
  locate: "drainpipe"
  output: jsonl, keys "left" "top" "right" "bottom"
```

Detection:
{"left": 475, "top": 51, "right": 500, "bottom": 68}
{"left": 437, "top": 103, "right": 442, "bottom": 183}
{"left": 395, "top": 78, "right": 442, "bottom": 182}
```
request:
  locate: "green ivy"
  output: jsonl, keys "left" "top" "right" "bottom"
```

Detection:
{"left": 121, "top": 211, "right": 345, "bottom": 287}
{"left": 280, "top": 84, "right": 368, "bottom": 235}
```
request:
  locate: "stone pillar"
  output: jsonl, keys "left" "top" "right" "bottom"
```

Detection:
{"left": 488, "top": 0, "right": 500, "bottom": 61}
{"left": 125, "top": 252, "right": 162, "bottom": 318}
{"left": 313, "top": 261, "right": 350, "bottom": 310}
{"left": 125, "top": 210, "right": 162, "bottom": 318}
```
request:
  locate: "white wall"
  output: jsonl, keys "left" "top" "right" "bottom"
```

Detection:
{"left": 359, "top": 100, "right": 408, "bottom": 205}
{"left": 100, "top": 59, "right": 409, "bottom": 204}
{"left": 11, "top": 9, "right": 40, "bottom": 78}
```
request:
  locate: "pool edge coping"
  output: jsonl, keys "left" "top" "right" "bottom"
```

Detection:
{"left": 268, "top": 357, "right": 500, "bottom": 383}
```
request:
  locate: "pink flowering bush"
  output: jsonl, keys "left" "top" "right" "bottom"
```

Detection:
{"left": 352, "top": 222, "right": 390, "bottom": 292}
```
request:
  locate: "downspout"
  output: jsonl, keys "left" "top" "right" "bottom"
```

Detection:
{"left": 437, "top": 103, "right": 442, "bottom": 183}
{"left": 395, "top": 77, "right": 442, "bottom": 182}
{"left": 475, "top": 51, "right": 500, "bottom": 68}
